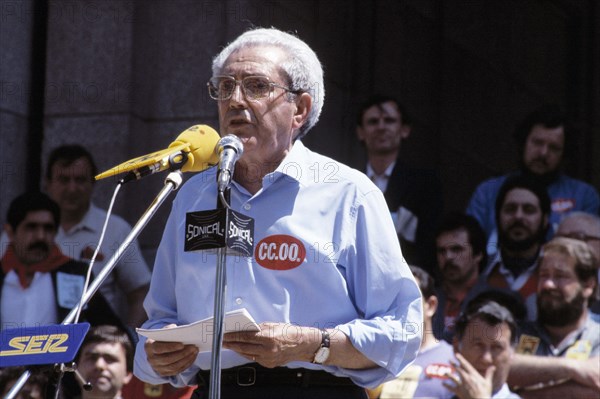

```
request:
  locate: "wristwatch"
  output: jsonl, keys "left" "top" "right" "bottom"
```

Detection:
{"left": 312, "top": 329, "right": 330, "bottom": 364}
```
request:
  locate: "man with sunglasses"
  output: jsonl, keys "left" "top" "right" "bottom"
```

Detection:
{"left": 134, "top": 28, "right": 422, "bottom": 399}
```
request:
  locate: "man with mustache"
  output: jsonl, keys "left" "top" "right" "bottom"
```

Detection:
{"left": 0, "top": 192, "right": 120, "bottom": 329}
{"left": 0, "top": 145, "right": 151, "bottom": 328}
{"left": 480, "top": 175, "right": 551, "bottom": 320}
{"left": 508, "top": 237, "right": 600, "bottom": 398}
{"left": 467, "top": 104, "right": 599, "bottom": 256}
{"left": 433, "top": 212, "right": 488, "bottom": 341}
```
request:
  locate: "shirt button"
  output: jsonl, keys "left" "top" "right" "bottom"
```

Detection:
{"left": 243, "top": 204, "right": 251, "bottom": 210}
{"left": 235, "top": 297, "right": 243, "bottom": 305}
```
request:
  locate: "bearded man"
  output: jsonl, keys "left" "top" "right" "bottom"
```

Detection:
{"left": 507, "top": 237, "right": 600, "bottom": 399}
{"left": 479, "top": 175, "right": 550, "bottom": 320}
{"left": 466, "top": 104, "right": 599, "bottom": 255}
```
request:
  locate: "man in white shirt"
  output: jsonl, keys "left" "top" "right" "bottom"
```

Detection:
{"left": 44, "top": 145, "right": 151, "bottom": 327}
{"left": 0, "top": 146, "right": 151, "bottom": 327}
{"left": 355, "top": 94, "right": 443, "bottom": 275}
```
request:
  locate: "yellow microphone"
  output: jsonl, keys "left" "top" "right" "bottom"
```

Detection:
{"left": 95, "top": 125, "right": 221, "bottom": 183}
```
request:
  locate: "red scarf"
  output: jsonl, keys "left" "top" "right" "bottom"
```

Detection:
{"left": 1, "top": 244, "right": 71, "bottom": 289}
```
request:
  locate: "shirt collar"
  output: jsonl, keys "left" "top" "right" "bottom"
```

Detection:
{"left": 264, "top": 140, "right": 311, "bottom": 188}
{"left": 535, "top": 312, "right": 595, "bottom": 355}
{"left": 228, "top": 140, "right": 309, "bottom": 196}
{"left": 482, "top": 251, "right": 503, "bottom": 277}
{"left": 483, "top": 251, "right": 538, "bottom": 277}
{"left": 60, "top": 203, "right": 98, "bottom": 235}
{"left": 443, "top": 274, "right": 478, "bottom": 303}
{"left": 366, "top": 161, "right": 395, "bottom": 180}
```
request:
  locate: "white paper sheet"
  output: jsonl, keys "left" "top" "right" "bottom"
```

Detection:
{"left": 136, "top": 308, "right": 260, "bottom": 351}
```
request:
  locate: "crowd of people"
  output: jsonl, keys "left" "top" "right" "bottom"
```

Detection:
{"left": 353, "top": 65, "right": 599, "bottom": 398}
{"left": 1, "top": 26, "right": 598, "bottom": 399}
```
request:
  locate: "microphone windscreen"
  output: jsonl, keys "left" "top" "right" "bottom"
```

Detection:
{"left": 216, "top": 134, "right": 244, "bottom": 156}
{"left": 169, "top": 125, "right": 221, "bottom": 172}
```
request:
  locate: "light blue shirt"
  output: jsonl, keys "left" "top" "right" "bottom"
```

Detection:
{"left": 133, "top": 141, "right": 422, "bottom": 388}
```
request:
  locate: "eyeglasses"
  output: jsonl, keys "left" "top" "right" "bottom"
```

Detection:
{"left": 207, "top": 75, "right": 301, "bottom": 101}
{"left": 555, "top": 232, "right": 600, "bottom": 242}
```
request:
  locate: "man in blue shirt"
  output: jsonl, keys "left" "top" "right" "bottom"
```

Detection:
{"left": 466, "top": 104, "right": 599, "bottom": 256}
{"left": 134, "top": 27, "right": 422, "bottom": 399}
{"left": 369, "top": 266, "right": 456, "bottom": 399}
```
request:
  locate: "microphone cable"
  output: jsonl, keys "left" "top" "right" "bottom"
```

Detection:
{"left": 73, "top": 182, "right": 122, "bottom": 324}
{"left": 218, "top": 190, "right": 231, "bottom": 210}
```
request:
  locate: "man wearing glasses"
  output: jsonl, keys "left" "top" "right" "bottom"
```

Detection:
{"left": 134, "top": 27, "right": 422, "bottom": 399}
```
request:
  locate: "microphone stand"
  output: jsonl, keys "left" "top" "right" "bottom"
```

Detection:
{"left": 208, "top": 188, "right": 230, "bottom": 399}
{"left": 5, "top": 170, "right": 185, "bottom": 399}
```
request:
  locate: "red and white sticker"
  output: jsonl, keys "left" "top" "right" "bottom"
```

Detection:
{"left": 552, "top": 198, "right": 575, "bottom": 213}
{"left": 424, "top": 363, "right": 454, "bottom": 380}
{"left": 255, "top": 235, "right": 306, "bottom": 270}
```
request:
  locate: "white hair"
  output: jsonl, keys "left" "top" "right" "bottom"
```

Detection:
{"left": 560, "top": 211, "right": 600, "bottom": 233}
{"left": 212, "top": 28, "right": 325, "bottom": 139}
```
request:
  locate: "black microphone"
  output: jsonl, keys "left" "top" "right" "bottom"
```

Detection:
{"left": 74, "top": 370, "right": 93, "bottom": 391}
{"left": 216, "top": 135, "right": 244, "bottom": 193}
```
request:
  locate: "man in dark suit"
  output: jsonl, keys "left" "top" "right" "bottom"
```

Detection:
{"left": 356, "top": 95, "right": 443, "bottom": 275}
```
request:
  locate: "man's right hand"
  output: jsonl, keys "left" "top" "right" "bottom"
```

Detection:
{"left": 143, "top": 324, "right": 199, "bottom": 377}
{"left": 443, "top": 353, "right": 494, "bottom": 399}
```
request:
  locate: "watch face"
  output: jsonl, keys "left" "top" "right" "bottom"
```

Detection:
{"left": 314, "top": 347, "right": 330, "bottom": 364}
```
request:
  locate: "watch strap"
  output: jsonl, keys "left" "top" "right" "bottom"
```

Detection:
{"left": 312, "top": 329, "right": 331, "bottom": 364}
{"left": 320, "top": 329, "right": 330, "bottom": 348}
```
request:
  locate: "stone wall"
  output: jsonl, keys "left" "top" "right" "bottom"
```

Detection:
{"left": 1, "top": 0, "right": 598, "bottom": 268}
